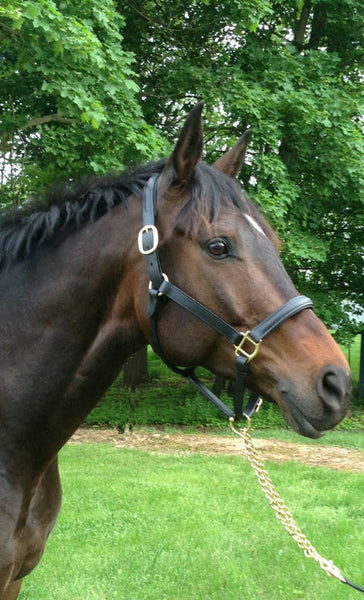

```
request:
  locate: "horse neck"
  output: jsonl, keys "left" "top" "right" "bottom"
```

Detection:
{"left": 0, "top": 200, "right": 146, "bottom": 467}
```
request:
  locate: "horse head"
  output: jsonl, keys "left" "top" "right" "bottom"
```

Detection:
{"left": 135, "top": 103, "right": 351, "bottom": 439}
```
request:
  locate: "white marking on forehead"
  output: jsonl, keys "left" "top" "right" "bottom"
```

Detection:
{"left": 244, "top": 213, "right": 266, "bottom": 236}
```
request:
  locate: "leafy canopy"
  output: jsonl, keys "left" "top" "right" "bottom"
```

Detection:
{"left": 0, "top": 0, "right": 165, "bottom": 202}
{"left": 0, "top": 0, "right": 362, "bottom": 334}
{"left": 121, "top": 0, "right": 363, "bottom": 334}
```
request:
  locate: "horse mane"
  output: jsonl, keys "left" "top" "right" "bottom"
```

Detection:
{"left": 0, "top": 160, "right": 166, "bottom": 272}
{"left": 0, "top": 159, "right": 277, "bottom": 272}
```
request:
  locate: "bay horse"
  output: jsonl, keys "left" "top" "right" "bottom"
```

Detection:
{"left": 0, "top": 103, "right": 351, "bottom": 599}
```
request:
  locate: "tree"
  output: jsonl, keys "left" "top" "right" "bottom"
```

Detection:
{"left": 123, "top": 348, "right": 150, "bottom": 391}
{"left": 121, "top": 0, "right": 363, "bottom": 335}
{"left": 0, "top": 0, "right": 165, "bottom": 206}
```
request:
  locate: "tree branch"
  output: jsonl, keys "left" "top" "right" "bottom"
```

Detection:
{"left": 21, "top": 114, "right": 78, "bottom": 131}
{"left": 0, "top": 114, "right": 78, "bottom": 152}
{"left": 307, "top": 5, "right": 326, "bottom": 50}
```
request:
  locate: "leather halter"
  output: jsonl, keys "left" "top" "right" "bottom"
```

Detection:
{"left": 139, "top": 174, "right": 313, "bottom": 421}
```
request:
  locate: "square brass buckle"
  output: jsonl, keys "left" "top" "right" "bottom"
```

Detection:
{"left": 234, "top": 331, "right": 261, "bottom": 362}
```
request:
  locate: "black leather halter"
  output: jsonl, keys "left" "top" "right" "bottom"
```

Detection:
{"left": 139, "top": 175, "right": 313, "bottom": 421}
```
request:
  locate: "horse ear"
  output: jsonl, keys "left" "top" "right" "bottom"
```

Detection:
{"left": 212, "top": 129, "right": 251, "bottom": 178}
{"left": 166, "top": 102, "right": 204, "bottom": 183}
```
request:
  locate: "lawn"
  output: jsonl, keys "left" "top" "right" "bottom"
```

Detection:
{"left": 17, "top": 339, "right": 364, "bottom": 599}
{"left": 19, "top": 441, "right": 363, "bottom": 600}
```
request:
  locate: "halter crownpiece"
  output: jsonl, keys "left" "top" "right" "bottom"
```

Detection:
{"left": 139, "top": 174, "right": 314, "bottom": 421}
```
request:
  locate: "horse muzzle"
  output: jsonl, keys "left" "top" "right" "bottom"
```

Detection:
{"left": 280, "top": 365, "right": 352, "bottom": 438}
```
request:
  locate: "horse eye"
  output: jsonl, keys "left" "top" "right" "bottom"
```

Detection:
{"left": 207, "top": 239, "right": 229, "bottom": 257}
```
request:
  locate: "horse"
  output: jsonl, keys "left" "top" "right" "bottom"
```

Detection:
{"left": 0, "top": 102, "right": 351, "bottom": 599}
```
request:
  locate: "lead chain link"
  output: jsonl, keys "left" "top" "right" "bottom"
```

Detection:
{"left": 230, "top": 419, "right": 346, "bottom": 583}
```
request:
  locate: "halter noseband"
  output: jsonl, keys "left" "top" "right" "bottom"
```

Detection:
{"left": 139, "top": 174, "right": 313, "bottom": 421}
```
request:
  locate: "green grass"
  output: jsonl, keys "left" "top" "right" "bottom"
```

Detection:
{"left": 19, "top": 443, "right": 364, "bottom": 600}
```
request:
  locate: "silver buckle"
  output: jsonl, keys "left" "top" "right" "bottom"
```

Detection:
{"left": 138, "top": 225, "right": 159, "bottom": 255}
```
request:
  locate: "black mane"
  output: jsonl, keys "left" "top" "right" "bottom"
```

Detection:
{"left": 0, "top": 160, "right": 165, "bottom": 272}
{"left": 0, "top": 159, "right": 273, "bottom": 272}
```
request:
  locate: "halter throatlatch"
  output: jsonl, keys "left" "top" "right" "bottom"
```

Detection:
{"left": 139, "top": 174, "right": 313, "bottom": 421}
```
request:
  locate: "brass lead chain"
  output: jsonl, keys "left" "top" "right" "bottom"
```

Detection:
{"left": 229, "top": 417, "right": 346, "bottom": 584}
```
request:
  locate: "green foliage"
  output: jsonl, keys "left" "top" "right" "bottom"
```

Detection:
{"left": 0, "top": 0, "right": 165, "bottom": 205}
{"left": 341, "top": 333, "right": 361, "bottom": 389}
{"left": 86, "top": 375, "right": 230, "bottom": 430}
{"left": 121, "top": 0, "right": 364, "bottom": 329}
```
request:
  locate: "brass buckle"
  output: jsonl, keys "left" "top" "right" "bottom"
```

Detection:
{"left": 138, "top": 225, "right": 159, "bottom": 255}
{"left": 234, "top": 331, "right": 261, "bottom": 362}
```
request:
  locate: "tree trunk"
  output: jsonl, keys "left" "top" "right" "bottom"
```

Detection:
{"left": 123, "top": 347, "right": 150, "bottom": 391}
{"left": 293, "top": 1, "right": 312, "bottom": 51}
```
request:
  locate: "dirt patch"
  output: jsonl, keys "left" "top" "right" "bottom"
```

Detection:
{"left": 69, "top": 427, "right": 364, "bottom": 473}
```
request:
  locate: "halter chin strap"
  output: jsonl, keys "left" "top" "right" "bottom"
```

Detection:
{"left": 139, "top": 174, "right": 314, "bottom": 421}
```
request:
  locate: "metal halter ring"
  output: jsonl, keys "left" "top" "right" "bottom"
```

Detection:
{"left": 149, "top": 273, "right": 169, "bottom": 295}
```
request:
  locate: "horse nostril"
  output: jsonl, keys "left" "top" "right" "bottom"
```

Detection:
{"left": 316, "top": 366, "right": 351, "bottom": 413}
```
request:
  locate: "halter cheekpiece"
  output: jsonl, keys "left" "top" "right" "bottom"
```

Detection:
{"left": 139, "top": 174, "right": 313, "bottom": 421}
